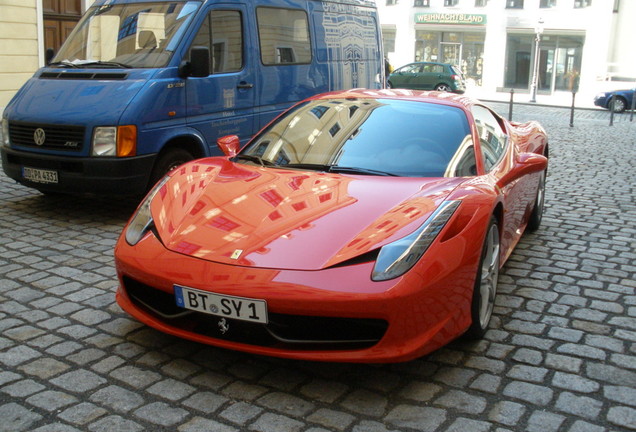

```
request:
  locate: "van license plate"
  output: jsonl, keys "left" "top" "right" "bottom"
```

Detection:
{"left": 174, "top": 285, "right": 268, "bottom": 324}
{"left": 22, "top": 167, "right": 58, "bottom": 184}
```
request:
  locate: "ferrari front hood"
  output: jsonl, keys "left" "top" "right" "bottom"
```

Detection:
{"left": 150, "top": 159, "right": 465, "bottom": 270}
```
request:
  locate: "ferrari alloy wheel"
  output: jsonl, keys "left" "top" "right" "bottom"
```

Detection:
{"left": 435, "top": 83, "right": 451, "bottom": 92}
{"left": 466, "top": 216, "right": 500, "bottom": 339}
{"left": 527, "top": 170, "right": 546, "bottom": 232}
{"left": 609, "top": 97, "right": 626, "bottom": 113}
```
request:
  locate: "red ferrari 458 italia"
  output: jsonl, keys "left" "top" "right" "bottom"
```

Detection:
{"left": 114, "top": 89, "right": 548, "bottom": 363}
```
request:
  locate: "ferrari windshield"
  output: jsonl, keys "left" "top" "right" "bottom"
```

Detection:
{"left": 240, "top": 98, "right": 476, "bottom": 177}
{"left": 52, "top": 1, "right": 200, "bottom": 69}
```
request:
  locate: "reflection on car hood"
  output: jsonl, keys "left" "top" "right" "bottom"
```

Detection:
{"left": 150, "top": 158, "right": 466, "bottom": 270}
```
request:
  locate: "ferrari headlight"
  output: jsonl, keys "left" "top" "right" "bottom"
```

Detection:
{"left": 372, "top": 200, "right": 461, "bottom": 281}
{"left": 125, "top": 176, "right": 170, "bottom": 245}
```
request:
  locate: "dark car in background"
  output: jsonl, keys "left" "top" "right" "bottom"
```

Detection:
{"left": 593, "top": 88, "right": 635, "bottom": 113}
{"left": 387, "top": 62, "right": 465, "bottom": 94}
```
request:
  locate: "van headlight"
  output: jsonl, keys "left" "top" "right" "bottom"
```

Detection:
{"left": 372, "top": 201, "right": 460, "bottom": 281}
{"left": 92, "top": 125, "right": 137, "bottom": 157}
{"left": 125, "top": 176, "right": 170, "bottom": 245}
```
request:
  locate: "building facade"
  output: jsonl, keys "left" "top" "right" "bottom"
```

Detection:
{"left": 1, "top": 0, "right": 634, "bottom": 111}
{"left": 0, "top": 0, "right": 88, "bottom": 110}
{"left": 379, "top": 0, "right": 636, "bottom": 102}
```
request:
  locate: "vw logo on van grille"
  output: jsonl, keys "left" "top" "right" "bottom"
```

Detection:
{"left": 33, "top": 128, "right": 46, "bottom": 146}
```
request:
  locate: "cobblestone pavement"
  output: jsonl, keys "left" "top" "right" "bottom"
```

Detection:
{"left": 1, "top": 104, "right": 635, "bottom": 432}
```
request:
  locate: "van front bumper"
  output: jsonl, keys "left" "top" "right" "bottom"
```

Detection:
{"left": 1, "top": 146, "right": 156, "bottom": 195}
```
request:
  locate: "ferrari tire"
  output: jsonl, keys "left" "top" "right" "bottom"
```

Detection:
{"left": 465, "top": 216, "right": 500, "bottom": 339}
{"left": 609, "top": 97, "right": 627, "bottom": 113}
{"left": 434, "top": 83, "right": 451, "bottom": 92}
{"left": 526, "top": 170, "right": 546, "bottom": 232}
{"left": 149, "top": 148, "right": 194, "bottom": 188}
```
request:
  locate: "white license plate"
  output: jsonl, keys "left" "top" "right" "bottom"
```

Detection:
{"left": 174, "top": 285, "right": 268, "bottom": 324}
{"left": 22, "top": 167, "right": 58, "bottom": 184}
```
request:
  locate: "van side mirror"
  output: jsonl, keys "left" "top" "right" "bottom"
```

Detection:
{"left": 187, "top": 46, "right": 210, "bottom": 78}
{"left": 496, "top": 153, "right": 547, "bottom": 189}
{"left": 45, "top": 48, "right": 55, "bottom": 65}
{"left": 217, "top": 135, "right": 240, "bottom": 157}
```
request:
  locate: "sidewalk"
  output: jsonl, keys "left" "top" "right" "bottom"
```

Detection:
{"left": 467, "top": 83, "right": 598, "bottom": 110}
{"left": 466, "top": 80, "right": 635, "bottom": 111}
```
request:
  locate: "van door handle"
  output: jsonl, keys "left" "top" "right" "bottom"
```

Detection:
{"left": 237, "top": 82, "right": 254, "bottom": 89}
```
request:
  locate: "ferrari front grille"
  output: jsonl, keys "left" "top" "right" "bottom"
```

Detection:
{"left": 123, "top": 276, "right": 388, "bottom": 351}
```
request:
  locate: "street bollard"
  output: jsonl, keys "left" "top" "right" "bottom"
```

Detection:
{"left": 610, "top": 96, "right": 615, "bottom": 126}
{"left": 508, "top": 88, "right": 514, "bottom": 121}
{"left": 569, "top": 91, "right": 576, "bottom": 127}
{"left": 630, "top": 87, "right": 635, "bottom": 122}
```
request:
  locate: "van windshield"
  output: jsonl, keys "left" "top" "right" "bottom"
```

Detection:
{"left": 52, "top": 1, "right": 201, "bottom": 69}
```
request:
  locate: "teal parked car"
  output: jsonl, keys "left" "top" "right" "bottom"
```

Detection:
{"left": 388, "top": 62, "right": 465, "bottom": 94}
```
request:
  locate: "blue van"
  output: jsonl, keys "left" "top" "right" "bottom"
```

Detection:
{"left": 1, "top": 0, "right": 383, "bottom": 195}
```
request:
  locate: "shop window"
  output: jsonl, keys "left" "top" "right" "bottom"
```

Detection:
{"left": 414, "top": 0, "right": 430, "bottom": 6}
{"left": 444, "top": 0, "right": 458, "bottom": 6}
{"left": 574, "top": 0, "right": 592, "bottom": 7}
{"left": 540, "top": 0, "right": 557, "bottom": 7}
{"left": 460, "top": 33, "right": 485, "bottom": 86}
{"left": 504, "top": 33, "right": 583, "bottom": 92}
{"left": 382, "top": 28, "right": 396, "bottom": 54}
{"left": 506, "top": 0, "right": 524, "bottom": 8}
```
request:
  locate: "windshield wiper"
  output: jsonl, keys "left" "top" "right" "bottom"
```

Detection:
{"left": 233, "top": 154, "right": 276, "bottom": 167}
{"left": 329, "top": 166, "right": 399, "bottom": 176}
{"left": 283, "top": 163, "right": 331, "bottom": 171}
{"left": 48, "top": 61, "right": 80, "bottom": 68}
{"left": 281, "top": 163, "right": 399, "bottom": 176}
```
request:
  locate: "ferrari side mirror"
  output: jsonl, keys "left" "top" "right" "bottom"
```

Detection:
{"left": 497, "top": 153, "right": 547, "bottom": 188}
{"left": 217, "top": 135, "right": 240, "bottom": 157}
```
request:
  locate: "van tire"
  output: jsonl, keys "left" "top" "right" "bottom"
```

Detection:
{"left": 149, "top": 148, "right": 194, "bottom": 188}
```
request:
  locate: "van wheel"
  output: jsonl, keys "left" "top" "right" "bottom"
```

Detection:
{"left": 465, "top": 216, "right": 500, "bottom": 339}
{"left": 150, "top": 148, "right": 194, "bottom": 187}
{"left": 434, "top": 83, "right": 451, "bottom": 92}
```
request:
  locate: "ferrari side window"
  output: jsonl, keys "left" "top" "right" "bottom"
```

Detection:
{"left": 472, "top": 105, "right": 507, "bottom": 172}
